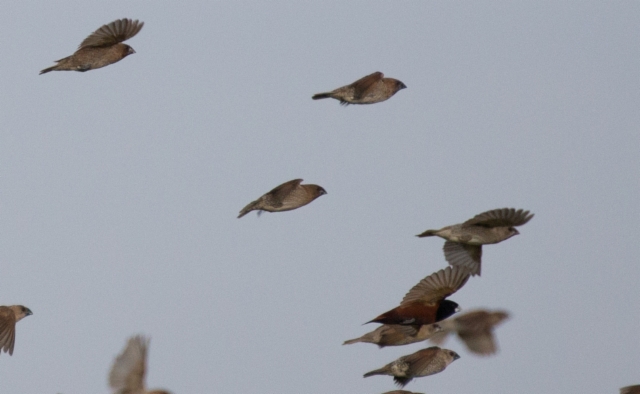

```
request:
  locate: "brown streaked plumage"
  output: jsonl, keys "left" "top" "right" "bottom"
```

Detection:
{"left": 0, "top": 305, "right": 32, "bottom": 356}
{"left": 109, "top": 335, "right": 171, "bottom": 394}
{"left": 430, "top": 309, "right": 509, "bottom": 355}
{"left": 363, "top": 346, "right": 460, "bottom": 387}
{"left": 312, "top": 72, "right": 406, "bottom": 105}
{"left": 237, "top": 178, "right": 327, "bottom": 218}
{"left": 417, "top": 208, "right": 534, "bottom": 276}
{"left": 40, "top": 18, "right": 143, "bottom": 74}
{"left": 343, "top": 323, "right": 442, "bottom": 348}
{"left": 621, "top": 386, "right": 640, "bottom": 394}
{"left": 367, "top": 266, "right": 470, "bottom": 327}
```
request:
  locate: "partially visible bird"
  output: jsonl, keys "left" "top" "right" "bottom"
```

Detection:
{"left": 109, "top": 335, "right": 171, "bottom": 394}
{"left": 0, "top": 305, "right": 32, "bottom": 356}
{"left": 383, "top": 391, "right": 424, "bottom": 394}
{"left": 621, "top": 386, "right": 640, "bottom": 394}
{"left": 40, "top": 18, "right": 143, "bottom": 74}
{"left": 367, "top": 266, "right": 470, "bottom": 327}
{"left": 417, "top": 208, "right": 534, "bottom": 276}
{"left": 237, "top": 179, "right": 326, "bottom": 218}
{"left": 363, "top": 346, "right": 460, "bottom": 387}
{"left": 312, "top": 72, "right": 406, "bottom": 105}
{"left": 430, "top": 309, "right": 509, "bottom": 355}
{"left": 343, "top": 323, "right": 442, "bottom": 348}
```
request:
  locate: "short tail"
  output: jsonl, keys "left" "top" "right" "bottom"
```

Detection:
{"left": 312, "top": 92, "right": 332, "bottom": 100}
{"left": 416, "top": 229, "right": 437, "bottom": 237}
{"left": 39, "top": 66, "right": 57, "bottom": 75}
{"left": 342, "top": 337, "right": 363, "bottom": 345}
{"left": 237, "top": 200, "right": 259, "bottom": 218}
{"left": 363, "top": 367, "right": 388, "bottom": 378}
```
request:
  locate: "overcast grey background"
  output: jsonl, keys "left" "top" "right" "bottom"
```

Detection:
{"left": 1, "top": 2, "right": 639, "bottom": 393}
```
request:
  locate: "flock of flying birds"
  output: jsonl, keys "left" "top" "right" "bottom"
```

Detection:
{"left": 0, "top": 16, "right": 635, "bottom": 394}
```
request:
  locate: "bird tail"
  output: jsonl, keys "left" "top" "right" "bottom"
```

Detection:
{"left": 39, "top": 65, "right": 58, "bottom": 75}
{"left": 416, "top": 229, "right": 437, "bottom": 237}
{"left": 363, "top": 367, "right": 388, "bottom": 378}
{"left": 312, "top": 92, "right": 333, "bottom": 100}
{"left": 393, "top": 376, "right": 412, "bottom": 387}
{"left": 237, "top": 200, "right": 259, "bottom": 218}
{"left": 343, "top": 336, "right": 366, "bottom": 345}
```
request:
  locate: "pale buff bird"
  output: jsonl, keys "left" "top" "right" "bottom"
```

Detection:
{"left": 0, "top": 305, "right": 32, "bottom": 356}
{"left": 238, "top": 179, "right": 326, "bottom": 218}
{"left": 430, "top": 309, "right": 509, "bottom": 355}
{"left": 363, "top": 346, "right": 460, "bottom": 387}
{"left": 109, "top": 335, "right": 171, "bottom": 394}
{"left": 417, "top": 208, "right": 534, "bottom": 276}
{"left": 344, "top": 323, "right": 442, "bottom": 348}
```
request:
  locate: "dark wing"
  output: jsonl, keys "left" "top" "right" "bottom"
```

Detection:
{"left": 443, "top": 241, "right": 482, "bottom": 276}
{"left": 463, "top": 208, "right": 534, "bottom": 228}
{"left": 109, "top": 335, "right": 148, "bottom": 394}
{"left": 265, "top": 179, "right": 303, "bottom": 206}
{"left": 350, "top": 72, "right": 384, "bottom": 100}
{"left": 0, "top": 307, "right": 17, "bottom": 355}
{"left": 79, "top": 18, "right": 144, "bottom": 49}
{"left": 621, "top": 386, "right": 640, "bottom": 394}
{"left": 400, "top": 266, "right": 470, "bottom": 307}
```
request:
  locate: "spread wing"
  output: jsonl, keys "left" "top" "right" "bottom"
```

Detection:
{"left": 351, "top": 72, "right": 384, "bottom": 100}
{"left": 80, "top": 18, "right": 144, "bottom": 49}
{"left": 458, "top": 330, "right": 497, "bottom": 355}
{"left": 463, "top": 208, "right": 533, "bottom": 228}
{"left": 404, "top": 347, "right": 443, "bottom": 376}
{"left": 109, "top": 335, "right": 148, "bottom": 394}
{"left": 400, "top": 266, "right": 470, "bottom": 306}
{"left": 0, "top": 307, "right": 17, "bottom": 355}
{"left": 621, "top": 386, "right": 640, "bottom": 394}
{"left": 443, "top": 241, "right": 482, "bottom": 276}
{"left": 265, "top": 179, "right": 303, "bottom": 206}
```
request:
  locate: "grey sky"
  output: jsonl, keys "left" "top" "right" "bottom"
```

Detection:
{"left": 1, "top": 2, "right": 639, "bottom": 393}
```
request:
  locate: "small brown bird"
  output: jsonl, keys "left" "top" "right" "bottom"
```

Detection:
{"left": 368, "top": 266, "right": 470, "bottom": 327}
{"left": 237, "top": 178, "right": 326, "bottom": 218}
{"left": 363, "top": 346, "right": 460, "bottom": 387}
{"left": 417, "top": 208, "right": 534, "bottom": 276}
{"left": 0, "top": 305, "right": 32, "bottom": 356}
{"left": 430, "top": 309, "right": 509, "bottom": 355}
{"left": 109, "top": 335, "right": 171, "bottom": 394}
{"left": 343, "top": 323, "right": 442, "bottom": 348}
{"left": 40, "top": 18, "right": 143, "bottom": 74}
{"left": 312, "top": 72, "right": 406, "bottom": 105}
{"left": 621, "top": 386, "right": 640, "bottom": 394}
{"left": 383, "top": 391, "right": 424, "bottom": 394}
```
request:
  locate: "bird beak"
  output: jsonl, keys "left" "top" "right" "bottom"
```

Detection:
{"left": 399, "top": 82, "right": 407, "bottom": 89}
{"left": 25, "top": 308, "right": 33, "bottom": 316}
{"left": 453, "top": 353, "right": 461, "bottom": 360}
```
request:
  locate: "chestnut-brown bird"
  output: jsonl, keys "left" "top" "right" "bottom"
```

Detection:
{"left": 367, "top": 266, "right": 470, "bottom": 327}
{"left": 40, "top": 18, "right": 143, "bottom": 74}
{"left": 430, "top": 309, "right": 509, "bottom": 356}
{"left": 363, "top": 346, "right": 460, "bottom": 387}
{"left": 109, "top": 335, "right": 171, "bottom": 394}
{"left": 344, "top": 323, "right": 442, "bottom": 348}
{"left": 621, "top": 386, "right": 640, "bottom": 394}
{"left": 0, "top": 305, "right": 32, "bottom": 356}
{"left": 383, "top": 391, "right": 424, "bottom": 394}
{"left": 312, "top": 72, "right": 406, "bottom": 105}
{"left": 237, "top": 178, "right": 327, "bottom": 218}
{"left": 416, "top": 208, "right": 534, "bottom": 276}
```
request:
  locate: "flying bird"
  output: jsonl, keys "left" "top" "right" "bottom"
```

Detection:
{"left": 343, "top": 323, "right": 442, "bottom": 348}
{"left": 109, "top": 335, "right": 171, "bottom": 394}
{"left": 0, "top": 305, "right": 32, "bottom": 356}
{"left": 417, "top": 208, "right": 534, "bottom": 276}
{"left": 367, "top": 266, "right": 470, "bottom": 327}
{"left": 430, "top": 309, "right": 509, "bottom": 355}
{"left": 363, "top": 346, "right": 460, "bottom": 387}
{"left": 237, "top": 179, "right": 326, "bottom": 218}
{"left": 40, "top": 18, "right": 143, "bottom": 74}
{"left": 312, "top": 72, "right": 406, "bottom": 105}
{"left": 621, "top": 386, "right": 640, "bottom": 394}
